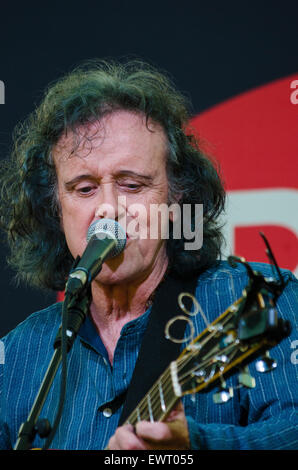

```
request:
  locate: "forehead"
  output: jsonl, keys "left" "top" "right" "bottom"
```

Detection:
{"left": 52, "top": 111, "right": 168, "bottom": 169}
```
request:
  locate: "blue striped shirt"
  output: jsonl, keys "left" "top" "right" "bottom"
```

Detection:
{"left": 0, "top": 261, "right": 297, "bottom": 450}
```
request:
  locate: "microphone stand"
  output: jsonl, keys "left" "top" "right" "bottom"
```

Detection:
{"left": 14, "top": 262, "right": 91, "bottom": 450}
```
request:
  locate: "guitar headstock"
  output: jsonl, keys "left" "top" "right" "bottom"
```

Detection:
{"left": 174, "top": 234, "right": 291, "bottom": 403}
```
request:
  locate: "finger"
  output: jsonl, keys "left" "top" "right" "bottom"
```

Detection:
{"left": 165, "top": 400, "right": 185, "bottom": 422}
{"left": 136, "top": 421, "right": 172, "bottom": 442}
{"left": 108, "top": 424, "right": 148, "bottom": 450}
{"left": 135, "top": 419, "right": 190, "bottom": 450}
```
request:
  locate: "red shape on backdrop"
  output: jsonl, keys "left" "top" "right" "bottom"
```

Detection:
{"left": 189, "top": 74, "right": 298, "bottom": 272}
{"left": 190, "top": 74, "right": 298, "bottom": 190}
{"left": 234, "top": 226, "right": 298, "bottom": 273}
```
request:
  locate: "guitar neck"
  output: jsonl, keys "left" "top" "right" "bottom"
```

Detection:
{"left": 124, "top": 363, "right": 180, "bottom": 425}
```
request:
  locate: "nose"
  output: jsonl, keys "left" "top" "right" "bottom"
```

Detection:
{"left": 95, "top": 183, "right": 119, "bottom": 221}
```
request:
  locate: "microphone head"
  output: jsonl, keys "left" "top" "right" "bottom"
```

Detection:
{"left": 86, "top": 218, "right": 127, "bottom": 259}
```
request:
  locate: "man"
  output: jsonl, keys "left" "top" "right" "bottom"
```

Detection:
{"left": 0, "top": 60, "right": 297, "bottom": 450}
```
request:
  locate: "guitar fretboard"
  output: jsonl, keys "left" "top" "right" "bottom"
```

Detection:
{"left": 124, "top": 363, "right": 179, "bottom": 425}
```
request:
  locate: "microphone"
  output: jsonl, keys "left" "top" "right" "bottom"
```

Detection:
{"left": 65, "top": 218, "right": 127, "bottom": 295}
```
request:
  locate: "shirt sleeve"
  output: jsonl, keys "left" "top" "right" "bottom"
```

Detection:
{"left": 187, "top": 272, "right": 298, "bottom": 450}
{"left": 0, "top": 362, "right": 12, "bottom": 450}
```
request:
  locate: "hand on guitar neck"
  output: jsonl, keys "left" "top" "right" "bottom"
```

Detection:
{"left": 107, "top": 401, "right": 190, "bottom": 450}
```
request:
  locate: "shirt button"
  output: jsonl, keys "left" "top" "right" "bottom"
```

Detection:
{"left": 102, "top": 407, "right": 113, "bottom": 418}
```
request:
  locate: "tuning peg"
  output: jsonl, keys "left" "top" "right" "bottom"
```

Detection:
{"left": 212, "top": 378, "right": 234, "bottom": 404}
{"left": 255, "top": 351, "right": 277, "bottom": 373}
{"left": 238, "top": 366, "right": 256, "bottom": 388}
{"left": 213, "top": 387, "right": 234, "bottom": 404}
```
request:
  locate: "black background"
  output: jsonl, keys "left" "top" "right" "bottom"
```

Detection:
{"left": 0, "top": 1, "right": 297, "bottom": 337}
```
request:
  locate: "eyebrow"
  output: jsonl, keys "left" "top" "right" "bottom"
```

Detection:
{"left": 117, "top": 170, "right": 153, "bottom": 182}
{"left": 64, "top": 174, "right": 97, "bottom": 190}
{"left": 64, "top": 170, "right": 153, "bottom": 189}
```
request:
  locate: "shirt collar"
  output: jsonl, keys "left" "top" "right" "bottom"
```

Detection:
{"left": 78, "top": 307, "right": 151, "bottom": 359}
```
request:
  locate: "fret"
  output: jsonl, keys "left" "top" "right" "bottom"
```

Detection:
{"left": 125, "top": 365, "right": 180, "bottom": 425}
{"left": 147, "top": 393, "right": 154, "bottom": 422}
{"left": 159, "top": 369, "right": 179, "bottom": 418}
{"left": 140, "top": 401, "right": 149, "bottom": 421}
{"left": 147, "top": 368, "right": 178, "bottom": 421}
{"left": 158, "top": 379, "right": 166, "bottom": 413}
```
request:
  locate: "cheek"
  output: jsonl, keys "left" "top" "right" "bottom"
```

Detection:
{"left": 60, "top": 193, "right": 93, "bottom": 226}
{"left": 125, "top": 204, "right": 171, "bottom": 243}
{"left": 127, "top": 184, "right": 169, "bottom": 222}
{"left": 140, "top": 237, "right": 167, "bottom": 266}
{"left": 59, "top": 201, "right": 92, "bottom": 255}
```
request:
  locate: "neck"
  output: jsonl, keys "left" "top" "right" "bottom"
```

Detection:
{"left": 89, "top": 258, "right": 169, "bottom": 362}
{"left": 91, "top": 262, "right": 168, "bottom": 321}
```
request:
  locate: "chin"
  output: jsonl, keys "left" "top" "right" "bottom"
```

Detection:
{"left": 94, "top": 261, "right": 138, "bottom": 285}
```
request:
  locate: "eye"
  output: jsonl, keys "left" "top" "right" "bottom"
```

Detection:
{"left": 126, "top": 183, "right": 141, "bottom": 190}
{"left": 76, "top": 185, "right": 96, "bottom": 195}
{"left": 118, "top": 180, "right": 143, "bottom": 192}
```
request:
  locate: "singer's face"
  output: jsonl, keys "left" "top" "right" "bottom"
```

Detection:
{"left": 53, "top": 110, "right": 172, "bottom": 285}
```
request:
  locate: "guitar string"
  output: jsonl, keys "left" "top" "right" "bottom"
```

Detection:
{"left": 126, "top": 367, "right": 178, "bottom": 424}
{"left": 134, "top": 306, "right": 237, "bottom": 421}
{"left": 126, "top": 333, "right": 224, "bottom": 423}
{"left": 126, "top": 348, "right": 199, "bottom": 423}
{"left": 176, "top": 340, "right": 240, "bottom": 386}
{"left": 129, "top": 292, "right": 270, "bottom": 424}
{"left": 127, "top": 301, "right": 241, "bottom": 423}
{"left": 139, "top": 342, "right": 235, "bottom": 423}
{"left": 126, "top": 345, "right": 213, "bottom": 424}
{"left": 126, "top": 357, "right": 194, "bottom": 424}
{"left": 131, "top": 347, "right": 213, "bottom": 424}
{"left": 126, "top": 314, "right": 238, "bottom": 424}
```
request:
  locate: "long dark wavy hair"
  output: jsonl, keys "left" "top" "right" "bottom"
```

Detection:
{"left": 0, "top": 59, "right": 226, "bottom": 291}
